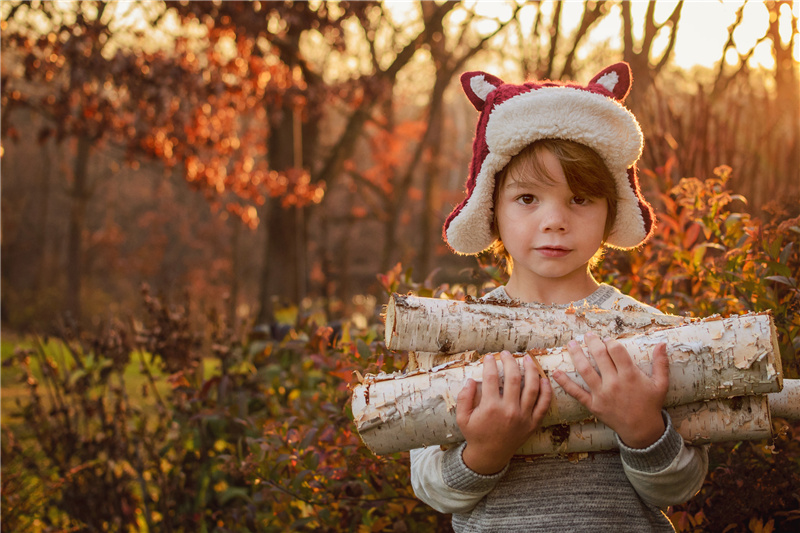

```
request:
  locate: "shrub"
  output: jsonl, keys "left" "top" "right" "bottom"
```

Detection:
{"left": 2, "top": 167, "right": 798, "bottom": 532}
{"left": 1, "top": 285, "right": 451, "bottom": 532}
{"left": 597, "top": 164, "right": 800, "bottom": 532}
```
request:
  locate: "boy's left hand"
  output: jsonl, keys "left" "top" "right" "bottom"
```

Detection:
{"left": 552, "top": 332, "right": 669, "bottom": 449}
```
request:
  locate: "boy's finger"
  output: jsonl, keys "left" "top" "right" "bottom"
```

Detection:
{"left": 481, "top": 353, "right": 501, "bottom": 400}
{"left": 585, "top": 332, "right": 617, "bottom": 377}
{"left": 651, "top": 343, "right": 670, "bottom": 389}
{"left": 552, "top": 369, "right": 593, "bottom": 408}
{"left": 519, "top": 354, "right": 541, "bottom": 413}
{"left": 501, "top": 351, "right": 522, "bottom": 403}
{"left": 603, "top": 336, "right": 635, "bottom": 373}
{"left": 530, "top": 377, "right": 553, "bottom": 425}
{"left": 456, "top": 379, "right": 477, "bottom": 428}
{"left": 566, "top": 340, "right": 602, "bottom": 390}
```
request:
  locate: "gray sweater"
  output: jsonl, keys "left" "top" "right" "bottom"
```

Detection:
{"left": 410, "top": 284, "right": 709, "bottom": 532}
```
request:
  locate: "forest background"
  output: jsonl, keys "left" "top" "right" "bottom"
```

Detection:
{"left": 1, "top": 1, "right": 800, "bottom": 532}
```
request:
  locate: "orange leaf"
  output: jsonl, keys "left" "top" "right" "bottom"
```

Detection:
{"left": 683, "top": 223, "right": 701, "bottom": 249}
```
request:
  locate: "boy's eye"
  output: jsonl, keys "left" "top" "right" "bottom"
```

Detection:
{"left": 517, "top": 194, "right": 536, "bottom": 205}
{"left": 572, "top": 196, "right": 588, "bottom": 205}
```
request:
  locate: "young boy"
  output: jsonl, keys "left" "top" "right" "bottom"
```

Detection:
{"left": 410, "top": 63, "right": 708, "bottom": 531}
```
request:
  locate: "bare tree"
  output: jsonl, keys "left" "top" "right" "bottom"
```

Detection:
{"left": 621, "top": 0, "right": 684, "bottom": 110}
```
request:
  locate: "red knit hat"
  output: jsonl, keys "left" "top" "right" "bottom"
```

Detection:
{"left": 443, "top": 62, "right": 654, "bottom": 255}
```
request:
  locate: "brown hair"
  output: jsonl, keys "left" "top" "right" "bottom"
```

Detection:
{"left": 490, "top": 139, "right": 619, "bottom": 273}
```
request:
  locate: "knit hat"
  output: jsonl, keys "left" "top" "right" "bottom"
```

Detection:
{"left": 443, "top": 62, "right": 654, "bottom": 255}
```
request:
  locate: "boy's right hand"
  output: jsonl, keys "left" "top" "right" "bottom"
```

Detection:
{"left": 457, "top": 351, "right": 552, "bottom": 475}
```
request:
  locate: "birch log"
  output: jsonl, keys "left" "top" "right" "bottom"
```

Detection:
{"left": 385, "top": 293, "right": 694, "bottom": 355}
{"left": 353, "top": 313, "right": 783, "bottom": 455}
{"left": 769, "top": 378, "right": 800, "bottom": 419}
{"left": 514, "top": 395, "right": 772, "bottom": 456}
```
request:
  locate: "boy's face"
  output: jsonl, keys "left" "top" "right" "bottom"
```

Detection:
{"left": 495, "top": 148, "right": 608, "bottom": 296}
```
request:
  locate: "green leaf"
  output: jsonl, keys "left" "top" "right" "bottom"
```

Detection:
{"left": 779, "top": 242, "right": 794, "bottom": 265}
{"left": 291, "top": 469, "right": 313, "bottom": 491}
{"left": 765, "top": 276, "right": 797, "bottom": 288}
{"left": 356, "top": 339, "right": 372, "bottom": 360}
{"left": 306, "top": 451, "right": 319, "bottom": 470}
{"left": 219, "top": 486, "right": 251, "bottom": 505}
{"left": 300, "top": 428, "right": 318, "bottom": 450}
{"left": 766, "top": 261, "right": 793, "bottom": 278}
{"left": 66, "top": 369, "right": 88, "bottom": 388}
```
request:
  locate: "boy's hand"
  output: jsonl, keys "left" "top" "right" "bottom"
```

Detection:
{"left": 552, "top": 332, "right": 669, "bottom": 449}
{"left": 457, "top": 351, "right": 552, "bottom": 475}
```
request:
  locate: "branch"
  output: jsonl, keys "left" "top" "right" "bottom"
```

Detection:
{"left": 1, "top": 1, "right": 23, "bottom": 22}
{"left": 621, "top": 1, "right": 634, "bottom": 63}
{"left": 712, "top": 1, "right": 748, "bottom": 96}
{"left": 562, "top": 0, "right": 607, "bottom": 78}
{"left": 544, "top": 0, "right": 564, "bottom": 79}
{"left": 345, "top": 169, "right": 391, "bottom": 220}
{"left": 653, "top": 0, "right": 684, "bottom": 73}
{"left": 311, "top": 1, "right": 457, "bottom": 189}
{"left": 641, "top": 0, "right": 658, "bottom": 57}
{"left": 453, "top": 2, "right": 524, "bottom": 74}
{"left": 382, "top": 1, "right": 456, "bottom": 81}
{"left": 713, "top": 26, "right": 771, "bottom": 98}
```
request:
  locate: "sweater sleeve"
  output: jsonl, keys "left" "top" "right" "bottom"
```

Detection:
{"left": 617, "top": 410, "right": 709, "bottom": 509}
{"left": 410, "top": 442, "right": 508, "bottom": 514}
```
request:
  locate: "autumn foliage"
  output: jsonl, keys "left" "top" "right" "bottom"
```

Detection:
{"left": 2, "top": 170, "right": 799, "bottom": 532}
{"left": 2, "top": 1, "right": 800, "bottom": 531}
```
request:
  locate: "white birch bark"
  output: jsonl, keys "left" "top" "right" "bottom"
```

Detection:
{"left": 353, "top": 313, "right": 783, "bottom": 455}
{"left": 517, "top": 395, "right": 772, "bottom": 455}
{"left": 385, "top": 293, "right": 693, "bottom": 355}
{"left": 406, "top": 350, "right": 481, "bottom": 372}
{"left": 769, "top": 378, "right": 800, "bottom": 419}
{"left": 513, "top": 395, "right": 772, "bottom": 456}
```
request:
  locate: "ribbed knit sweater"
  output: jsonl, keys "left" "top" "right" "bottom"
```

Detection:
{"left": 410, "top": 284, "right": 709, "bottom": 532}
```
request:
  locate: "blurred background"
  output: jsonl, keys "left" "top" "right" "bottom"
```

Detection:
{"left": 2, "top": 2, "right": 800, "bottom": 532}
{"left": 2, "top": 0, "right": 798, "bottom": 332}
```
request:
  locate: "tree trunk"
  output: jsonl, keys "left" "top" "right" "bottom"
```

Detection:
{"left": 417, "top": 75, "right": 446, "bottom": 277}
{"left": 34, "top": 135, "right": 54, "bottom": 295}
{"left": 353, "top": 313, "right": 783, "bottom": 455}
{"left": 385, "top": 293, "right": 692, "bottom": 355}
{"left": 228, "top": 218, "right": 240, "bottom": 327}
{"left": 65, "top": 135, "right": 92, "bottom": 323}
{"left": 257, "top": 103, "right": 300, "bottom": 324}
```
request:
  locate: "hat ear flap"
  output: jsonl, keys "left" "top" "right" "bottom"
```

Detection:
{"left": 589, "top": 62, "right": 633, "bottom": 102}
{"left": 460, "top": 71, "right": 504, "bottom": 111}
{"left": 628, "top": 166, "right": 655, "bottom": 242}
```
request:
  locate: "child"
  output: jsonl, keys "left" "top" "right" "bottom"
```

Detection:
{"left": 410, "top": 63, "right": 709, "bottom": 531}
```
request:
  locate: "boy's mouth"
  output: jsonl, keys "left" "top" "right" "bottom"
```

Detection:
{"left": 536, "top": 245, "right": 571, "bottom": 257}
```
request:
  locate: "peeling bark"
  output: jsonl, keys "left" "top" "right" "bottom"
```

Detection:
{"left": 354, "top": 313, "right": 783, "bottom": 455}
{"left": 385, "top": 293, "right": 693, "bottom": 356}
{"left": 511, "top": 395, "right": 772, "bottom": 456}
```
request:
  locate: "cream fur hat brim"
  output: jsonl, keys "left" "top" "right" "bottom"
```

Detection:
{"left": 443, "top": 62, "right": 654, "bottom": 255}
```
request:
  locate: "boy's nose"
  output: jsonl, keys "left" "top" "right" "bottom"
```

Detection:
{"left": 539, "top": 205, "right": 568, "bottom": 232}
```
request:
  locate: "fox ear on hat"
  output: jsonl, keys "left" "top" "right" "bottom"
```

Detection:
{"left": 460, "top": 71, "right": 504, "bottom": 111}
{"left": 588, "top": 62, "right": 632, "bottom": 102}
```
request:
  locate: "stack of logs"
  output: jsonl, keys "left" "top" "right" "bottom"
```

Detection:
{"left": 351, "top": 294, "right": 799, "bottom": 456}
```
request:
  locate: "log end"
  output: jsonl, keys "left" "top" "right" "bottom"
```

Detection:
{"left": 385, "top": 295, "right": 398, "bottom": 350}
{"left": 768, "top": 316, "right": 784, "bottom": 390}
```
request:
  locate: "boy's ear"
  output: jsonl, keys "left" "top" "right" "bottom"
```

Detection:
{"left": 460, "top": 71, "right": 504, "bottom": 111}
{"left": 589, "top": 63, "right": 633, "bottom": 102}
